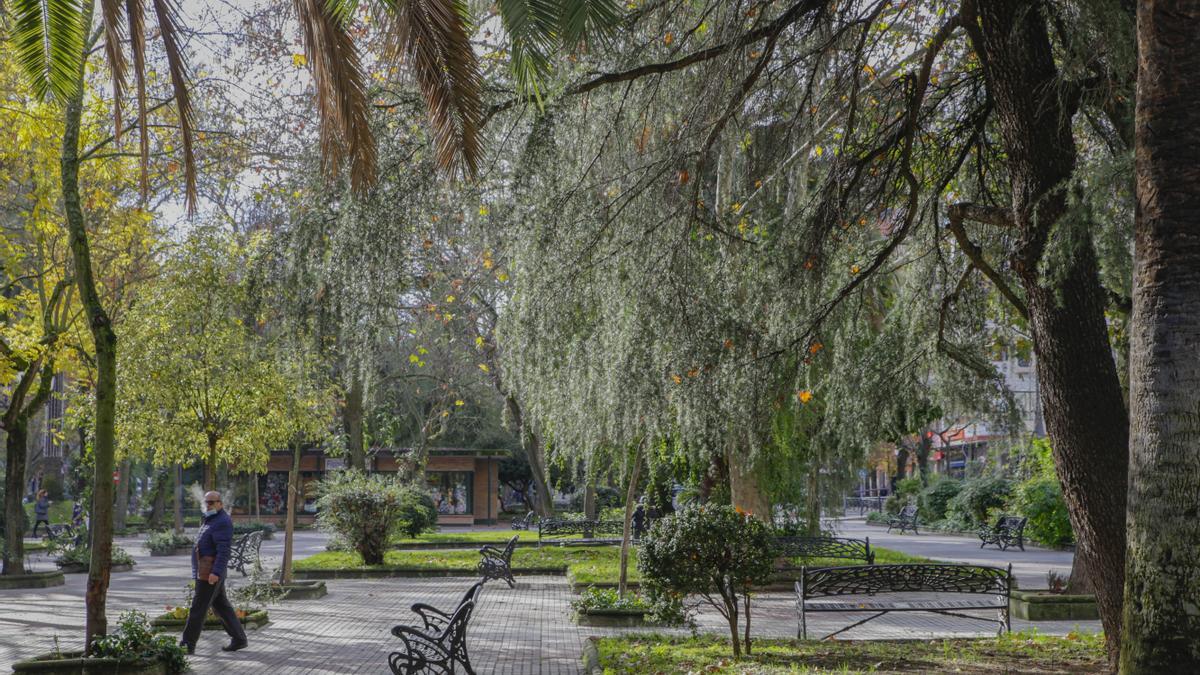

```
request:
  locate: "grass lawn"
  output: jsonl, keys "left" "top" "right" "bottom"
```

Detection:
{"left": 22, "top": 500, "right": 74, "bottom": 527}
{"left": 594, "top": 632, "right": 1106, "bottom": 673}
{"left": 295, "top": 545, "right": 930, "bottom": 586}
{"left": 391, "top": 530, "right": 542, "bottom": 546}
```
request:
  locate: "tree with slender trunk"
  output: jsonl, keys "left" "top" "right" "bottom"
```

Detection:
{"left": 1120, "top": 1, "right": 1200, "bottom": 669}
{"left": 279, "top": 442, "right": 303, "bottom": 585}
{"left": 617, "top": 440, "right": 643, "bottom": 598}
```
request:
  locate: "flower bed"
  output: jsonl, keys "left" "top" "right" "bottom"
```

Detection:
{"left": 0, "top": 570, "right": 65, "bottom": 590}
{"left": 149, "top": 607, "right": 269, "bottom": 633}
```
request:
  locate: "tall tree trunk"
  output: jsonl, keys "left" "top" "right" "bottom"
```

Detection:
{"left": 2, "top": 420, "right": 29, "bottom": 575}
{"left": 280, "top": 443, "right": 302, "bottom": 585}
{"left": 147, "top": 468, "right": 167, "bottom": 530}
{"left": 173, "top": 464, "right": 184, "bottom": 534}
{"left": 1120, "top": 3, "right": 1200, "bottom": 669}
{"left": 805, "top": 460, "right": 820, "bottom": 536}
{"left": 113, "top": 459, "right": 131, "bottom": 531}
{"left": 915, "top": 433, "right": 932, "bottom": 485}
{"left": 344, "top": 373, "right": 365, "bottom": 471}
{"left": 972, "top": 1, "right": 1129, "bottom": 663}
{"left": 504, "top": 395, "right": 553, "bottom": 517}
{"left": 205, "top": 437, "right": 218, "bottom": 491}
{"left": 618, "top": 443, "right": 643, "bottom": 599}
{"left": 727, "top": 444, "right": 771, "bottom": 523}
{"left": 61, "top": 30, "right": 118, "bottom": 649}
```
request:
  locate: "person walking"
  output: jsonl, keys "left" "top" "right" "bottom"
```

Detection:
{"left": 180, "top": 491, "right": 247, "bottom": 655}
{"left": 631, "top": 499, "right": 647, "bottom": 540}
{"left": 32, "top": 490, "right": 51, "bottom": 537}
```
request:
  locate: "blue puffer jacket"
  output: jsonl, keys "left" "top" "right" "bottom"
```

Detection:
{"left": 192, "top": 509, "right": 233, "bottom": 580}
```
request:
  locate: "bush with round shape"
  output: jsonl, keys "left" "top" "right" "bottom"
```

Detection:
{"left": 947, "top": 475, "right": 1012, "bottom": 526}
{"left": 1013, "top": 477, "right": 1073, "bottom": 547}
{"left": 395, "top": 486, "right": 438, "bottom": 539}
{"left": 919, "top": 478, "right": 962, "bottom": 522}
{"left": 315, "top": 470, "right": 426, "bottom": 565}
{"left": 637, "top": 504, "right": 775, "bottom": 659}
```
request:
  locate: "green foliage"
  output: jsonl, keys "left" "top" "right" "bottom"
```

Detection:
{"left": 394, "top": 488, "right": 439, "bottom": 539}
{"left": 570, "top": 586, "right": 648, "bottom": 612}
{"left": 40, "top": 476, "right": 65, "bottom": 500}
{"left": 946, "top": 476, "right": 1012, "bottom": 526}
{"left": 919, "top": 478, "right": 962, "bottom": 522}
{"left": 232, "top": 522, "right": 277, "bottom": 538}
{"left": 568, "top": 486, "right": 623, "bottom": 512}
{"left": 54, "top": 541, "right": 134, "bottom": 569}
{"left": 314, "top": 470, "right": 428, "bottom": 564}
{"left": 145, "top": 531, "right": 194, "bottom": 554}
{"left": 91, "top": 610, "right": 188, "bottom": 674}
{"left": 228, "top": 565, "right": 286, "bottom": 610}
{"left": 638, "top": 505, "right": 776, "bottom": 658}
{"left": 1013, "top": 477, "right": 1073, "bottom": 547}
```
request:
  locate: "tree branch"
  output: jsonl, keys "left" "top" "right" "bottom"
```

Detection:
{"left": 945, "top": 202, "right": 1029, "bottom": 320}
{"left": 936, "top": 265, "right": 995, "bottom": 379}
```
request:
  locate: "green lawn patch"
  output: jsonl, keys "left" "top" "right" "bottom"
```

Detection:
{"left": 23, "top": 500, "right": 74, "bottom": 526}
{"left": 297, "top": 545, "right": 927, "bottom": 587}
{"left": 593, "top": 632, "right": 1106, "bottom": 673}
{"left": 391, "top": 530, "right": 542, "bottom": 547}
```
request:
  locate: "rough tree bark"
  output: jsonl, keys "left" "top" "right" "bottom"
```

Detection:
{"left": 62, "top": 47, "right": 119, "bottom": 649}
{"left": 113, "top": 459, "right": 131, "bottom": 531}
{"left": 280, "top": 442, "right": 302, "bottom": 585}
{"left": 173, "top": 465, "right": 184, "bottom": 534}
{"left": 344, "top": 372, "right": 365, "bottom": 471}
{"left": 969, "top": 0, "right": 1129, "bottom": 662}
{"left": 1120, "top": 1, "right": 1200, "bottom": 669}
{"left": 504, "top": 394, "right": 554, "bottom": 517}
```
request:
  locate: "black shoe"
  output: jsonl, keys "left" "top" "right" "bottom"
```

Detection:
{"left": 222, "top": 640, "right": 247, "bottom": 652}
{"left": 179, "top": 641, "right": 195, "bottom": 655}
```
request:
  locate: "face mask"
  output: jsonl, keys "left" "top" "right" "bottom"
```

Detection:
{"left": 203, "top": 508, "right": 218, "bottom": 517}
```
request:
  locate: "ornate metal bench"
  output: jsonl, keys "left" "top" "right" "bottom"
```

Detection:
{"left": 886, "top": 504, "right": 919, "bottom": 534}
{"left": 774, "top": 536, "right": 875, "bottom": 569}
{"left": 796, "top": 563, "right": 1012, "bottom": 640}
{"left": 478, "top": 535, "right": 518, "bottom": 587}
{"left": 389, "top": 598, "right": 477, "bottom": 675}
{"left": 393, "top": 581, "right": 483, "bottom": 675}
{"left": 978, "top": 515, "right": 1027, "bottom": 551}
{"left": 536, "top": 518, "right": 624, "bottom": 546}
{"left": 229, "top": 530, "right": 264, "bottom": 576}
{"left": 511, "top": 511, "right": 536, "bottom": 531}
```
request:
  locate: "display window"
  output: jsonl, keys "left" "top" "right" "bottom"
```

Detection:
{"left": 427, "top": 471, "right": 473, "bottom": 515}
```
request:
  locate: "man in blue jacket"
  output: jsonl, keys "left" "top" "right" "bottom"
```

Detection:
{"left": 180, "top": 491, "right": 247, "bottom": 654}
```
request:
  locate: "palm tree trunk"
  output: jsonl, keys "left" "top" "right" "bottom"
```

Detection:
{"left": 1120, "top": 2, "right": 1200, "bottom": 669}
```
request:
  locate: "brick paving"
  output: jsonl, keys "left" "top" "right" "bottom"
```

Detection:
{"left": 0, "top": 528, "right": 1101, "bottom": 673}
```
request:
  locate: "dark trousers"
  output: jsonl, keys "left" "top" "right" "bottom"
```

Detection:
{"left": 32, "top": 519, "right": 49, "bottom": 536}
{"left": 181, "top": 577, "right": 247, "bottom": 647}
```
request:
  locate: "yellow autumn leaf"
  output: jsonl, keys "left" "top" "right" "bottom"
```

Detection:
{"left": 478, "top": 363, "right": 490, "bottom": 373}
{"left": 455, "top": 400, "right": 465, "bottom": 407}
{"left": 292, "top": 53, "right": 307, "bottom": 68}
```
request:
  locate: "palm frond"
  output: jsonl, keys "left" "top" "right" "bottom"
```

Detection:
{"left": 126, "top": 0, "right": 150, "bottom": 196}
{"left": 10, "top": 0, "right": 86, "bottom": 101}
{"left": 557, "top": 0, "right": 620, "bottom": 48}
{"left": 497, "top": 0, "right": 558, "bottom": 98}
{"left": 100, "top": 0, "right": 128, "bottom": 138}
{"left": 383, "top": 0, "right": 483, "bottom": 177}
{"left": 294, "top": 0, "right": 377, "bottom": 192}
{"left": 151, "top": 0, "right": 196, "bottom": 212}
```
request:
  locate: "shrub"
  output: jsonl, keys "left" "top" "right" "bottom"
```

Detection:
{"left": 145, "top": 531, "right": 194, "bottom": 554}
{"left": 54, "top": 541, "right": 135, "bottom": 569}
{"left": 947, "top": 476, "right": 1012, "bottom": 526}
{"left": 91, "top": 610, "right": 187, "bottom": 674}
{"left": 1013, "top": 477, "right": 1073, "bottom": 547}
{"left": 315, "top": 470, "right": 427, "bottom": 565}
{"left": 41, "top": 476, "right": 65, "bottom": 501}
{"left": 568, "top": 486, "right": 623, "bottom": 513}
{"left": 395, "top": 487, "right": 438, "bottom": 539}
{"left": 638, "top": 505, "right": 775, "bottom": 658}
{"left": 570, "top": 586, "right": 648, "bottom": 612}
{"left": 232, "top": 522, "right": 276, "bottom": 538}
{"left": 919, "top": 478, "right": 962, "bottom": 522}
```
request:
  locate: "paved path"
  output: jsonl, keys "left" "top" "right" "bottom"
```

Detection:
{"left": 0, "top": 526, "right": 1099, "bottom": 674}
{"left": 833, "top": 517, "right": 1074, "bottom": 589}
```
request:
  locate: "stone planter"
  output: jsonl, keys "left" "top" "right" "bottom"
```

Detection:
{"left": 1009, "top": 590, "right": 1099, "bottom": 621}
{"left": 150, "top": 609, "right": 269, "bottom": 633}
{"left": 11, "top": 651, "right": 168, "bottom": 675}
{"left": 148, "top": 547, "right": 192, "bottom": 557}
{"left": 0, "top": 571, "right": 65, "bottom": 590}
{"left": 273, "top": 580, "right": 327, "bottom": 600}
{"left": 572, "top": 607, "right": 651, "bottom": 627}
{"left": 57, "top": 563, "right": 133, "bottom": 575}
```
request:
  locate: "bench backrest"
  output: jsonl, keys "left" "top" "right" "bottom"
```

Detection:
{"left": 774, "top": 536, "right": 873, "bottom": 563}
{"left": 501, "top": 535, "right": 518, "bottom": 559}
{"left": 800, "top": 563, "right": 1011, "bottom": 599}
{"left": 994, "top": 515, "right": 1027, "bottom": 533}
{"left": 441, "top": 599, "right": 475, "bottom": 640}
{"left": 898, "top": 504, "right": 918, "bottom": 519}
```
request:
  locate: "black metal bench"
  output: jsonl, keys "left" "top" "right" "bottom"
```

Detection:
{"left": 229, "top": 530, "right": 264, "bottom": 576}
{"left": 886, "top": 504, "right": 919, "bottom": 534}
{"left": 393, "top": 581, "right": 483, "bottom": 674}
{"left": 978, "top": 515, "right": 1027, "bottom": 551}
{"left": 390, "top": 597, "right": 477, "bottom": 674}
{"left": 796, "top": 563, "right": 1012, "bottom": 640}
{"left": 511, "top": 511, "right": 536, "bottom": 531}
{"left": 478, "top": 535, "right": 517, "bottom": 587}
{"left": 774, "top": 536, "right": 875, "bottom": 569}
{"left": 536, "top": 518, "right": 624, "bottom": 546}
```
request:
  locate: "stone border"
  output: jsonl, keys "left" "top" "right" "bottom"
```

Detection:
{"left": 12, "top": 651, "right": 167, "bottom": 674}
{"left": 572, "top": 607, "right": 651, "bottom": 627}
{"left": 293, "top": 566, "right": 565, "bottom": 580}
{"left": 580, "top": 637, "right": 603, "bottom": 675}
{"left": 0, "top": 571, "right": 65, "bottom": 590}
{"left": 1009, "top": 590, "right": 1098, "bottom": 621}
{"left": 57, "top": 563, "right": 134, "bottom": 575}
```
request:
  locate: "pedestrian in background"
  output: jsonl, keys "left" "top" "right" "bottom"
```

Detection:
{"left": 32, "top": 490, "right": 50, "bottom": 537}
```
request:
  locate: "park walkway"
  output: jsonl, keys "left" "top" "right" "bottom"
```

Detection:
{"left": 0, "top": 527, "right": 1099, "bottom": 674}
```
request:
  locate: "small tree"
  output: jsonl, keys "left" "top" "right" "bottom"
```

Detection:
{"left": 637, "top": 505, "right": 775, "bottom": 658}
{"left": 315, "top": 470, "right": 427, "bottom": 564}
